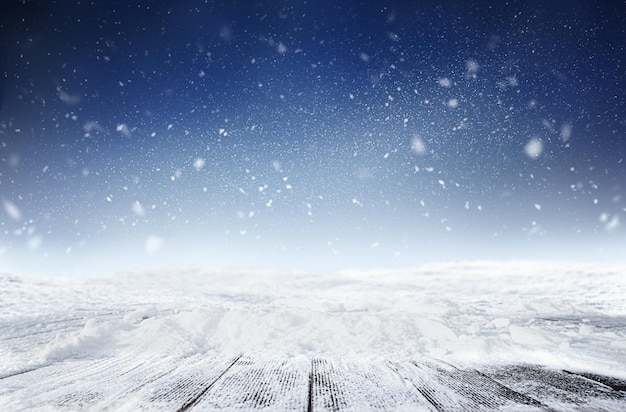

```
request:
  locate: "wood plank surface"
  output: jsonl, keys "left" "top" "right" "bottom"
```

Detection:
{"left": 482, "top": 363, "right": 626, "bottom": 411}
{"left": 2, "top": 354, "right": 626, "bottom": 411}
{"left": 309, "top": 358, "right": 433, "bottom": 411}
{"left": 190, "top": 355, "right": 309, "bottom": 411}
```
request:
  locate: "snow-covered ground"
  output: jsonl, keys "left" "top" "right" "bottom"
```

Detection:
{"left": 2, "top": 261, "right": 626, "bottom": 382}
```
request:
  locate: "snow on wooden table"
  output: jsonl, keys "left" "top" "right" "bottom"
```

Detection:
{"left": 2, "top": 353, "right": 625, "bottom": 411}
{"left": 2, "top": 264, "right": 626, "bottom": 410}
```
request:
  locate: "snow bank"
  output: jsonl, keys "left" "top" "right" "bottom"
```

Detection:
{"left": 41, "top": 318, "right": 131, "bottom": 361}
{"left": 2, "top": 261, "right": 626, "bottom": 379}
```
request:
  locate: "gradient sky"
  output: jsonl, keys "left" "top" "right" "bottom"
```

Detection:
{"left": 1, "top": 0, "right": 625, "bottom": 274}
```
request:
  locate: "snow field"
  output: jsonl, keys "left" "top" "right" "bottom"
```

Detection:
{"left": 1, "top": 261, "right": 625, "bottom": 381}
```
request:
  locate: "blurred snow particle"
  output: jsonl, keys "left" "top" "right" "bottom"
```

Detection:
{"left": 171, "top": 169, "right": 182, "bottom": 181}
{"left": 57, "top": 88, "right": 82, "bottom": 105}
{"left": 370, "top": 242, "right": 380, "bottom": 248}
{"left": 116, "top": 123, "right": 131, "bottom": 137}
{"left": 542, "top": 119, "right": 555, "bottom": 133}
{"left": 497, "top": 76, "right": 518, "bottom": 90}
{"left": 2, "top": 199, "right": 22, "bottom": 221}
{"left": 438, "top": 78, "right": 452, "bottom": 88}
{"left": 560, "top": 123, "right": 572, "bottom": 142}
{"left": 8, "top": 153, "right": 20, "bottom": 169}
{"left": 466, "top": 59, "right": 479, "bottom": 77}
{"left": 132, "top": 201, "right": 146, "bottom": 217}
{"left": 524, "top": 138, "right": 543, "bottom": 159}
{"left": 83, "top": 121, "right": 105, "bottom": 135}
{"left": 359, "top": 53, "right": 370, "bottom": 62}
{"left": 276, "top": 42, "right": 287, "bottom": 54}
{"left": 534, "top": 204, "right": 541, "bottom": 211}
{"left": 144, "top": 235, "right": 164, "bottom": 254}
{"left": 606, "top": 215, "right": 620, "bottom": 232}
{"left": 446, "top": 98, "right": 459, "bottom": 108}
{"left": 193, "top": 157, "right": 206, "bottom": 171}
{"left": 411, "top": 136, "right": 426, "bottom": 154}
{"left": 219, "top": 25, "right": 233, "bottom": 41}
{"left": 600, "top": 213, "right": 620, "bottom": 232}
{"left": 27, "top": 235, "right": 43, "bottom": 251}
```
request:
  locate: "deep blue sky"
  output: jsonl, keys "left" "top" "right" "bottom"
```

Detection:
{"left": 1, "top": 1, "right": 625, "bottom": 274}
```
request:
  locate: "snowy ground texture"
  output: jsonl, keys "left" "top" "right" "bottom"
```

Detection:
{"left": 2, "top": 261, "right": 626, "bottom": 410}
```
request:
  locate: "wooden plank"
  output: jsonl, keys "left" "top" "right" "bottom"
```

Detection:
{"left": 309, "top": 358, "right": 433, "bottom": 411}
{"left": 189, "top": 355, "right": 309, "bottom": 411}
{"left": 483, "top": 364, "right": 626, "bottom": 411}
{"left": 1, "top": 357, "right": 109, "bottom": 396}
{"left": 564, "top": 370, "right": 626, "bottom": 392}
{"left": 68, "top": 354, "right": 180, "bottom": 410}
{"left": 390, "top": 359, "right": 546, "bottom": 411}
{"left": 0, "top": 364, "right": 55, "bottom": 381}
{"left": 1, "top": 357, "right": 109, "bottom": 410}
{"left": 110, "top": 353, "right": 242, "bottom": 411}
{"left": 0, "top": 354, "right": 181, "bottom": 410}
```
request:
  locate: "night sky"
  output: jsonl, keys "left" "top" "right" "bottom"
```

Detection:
{"left": 1, "top": 1, "right": 625, "bottom": 275}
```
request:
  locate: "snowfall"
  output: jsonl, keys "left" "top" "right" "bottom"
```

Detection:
{"left": 1, "top": 260, "right": 626, "bottom": 407}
